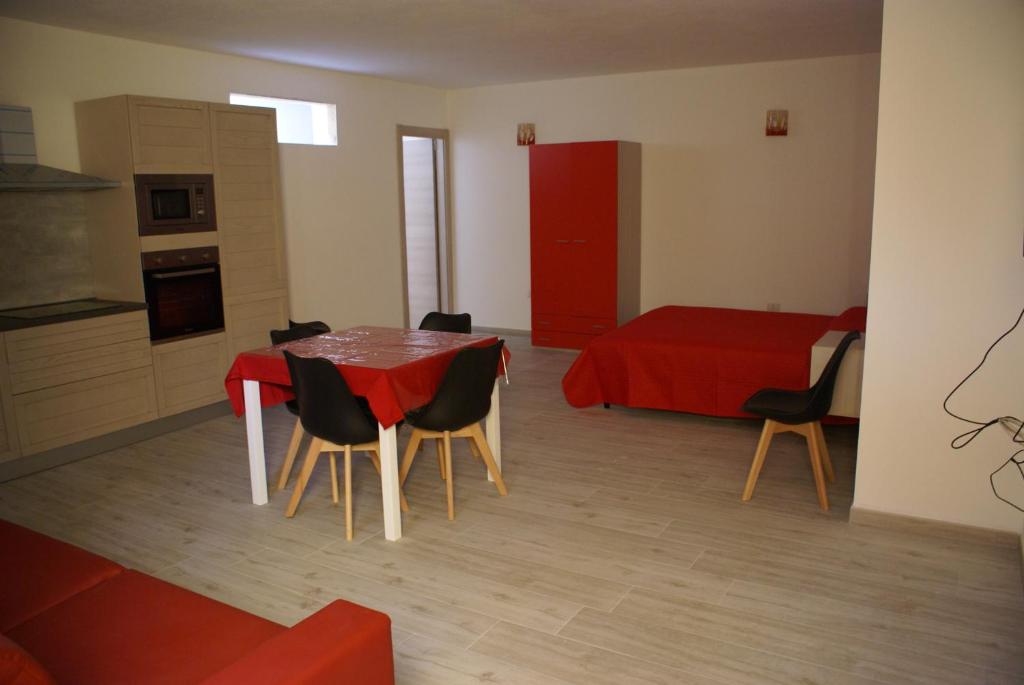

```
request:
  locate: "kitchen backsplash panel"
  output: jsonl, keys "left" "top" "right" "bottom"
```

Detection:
{"left": 0, "top": 193, "right": 94, "bottom": 309}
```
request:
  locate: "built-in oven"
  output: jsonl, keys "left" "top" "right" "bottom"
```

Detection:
{"left": 135, "top": 174, "right": 217, "bottom": 235}
{"left": 142, "top": 247, "right": 224, "bottom": 342}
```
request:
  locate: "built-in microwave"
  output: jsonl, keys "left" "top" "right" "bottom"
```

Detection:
{"left": 135, "top": 174, "right": 217, "bottom": 236}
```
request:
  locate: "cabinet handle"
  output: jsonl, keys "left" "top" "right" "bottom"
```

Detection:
{"left": 554, "top": 239, "right": 570, "bottom": 244}
{"left": 539, "top": 320, "right": 551, "bottom": 325}
{"left": 573, "top": 239, "right": 588, "bottom": 244}
{"left": 592, "top": 324, "right": 606, "bottom": 329}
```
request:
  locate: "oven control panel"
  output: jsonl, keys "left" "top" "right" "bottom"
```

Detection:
{"left": 141, "top": 246, "right": 219, "bottom": 270}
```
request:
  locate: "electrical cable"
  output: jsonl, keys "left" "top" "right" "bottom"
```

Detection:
{"left": 942, "top": 306, "right": 1024, "bottom": 510}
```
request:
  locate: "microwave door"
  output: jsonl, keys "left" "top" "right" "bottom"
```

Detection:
{"left": 151, "top": 188, "right": 192, "bottom": 223}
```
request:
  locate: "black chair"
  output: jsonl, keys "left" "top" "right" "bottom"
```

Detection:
{"left": 740, "top": 330, "right": 861, "bottom": 511}
{"left": 398, "top": 341, "right": 508, "bottom": 520}
{"left": 416, "top": 311, "right": 473, "bottom": 470}
{"left": 418, "top": 312, "right": 472, "bottom": 334}
{"left": 269, "top": 323, "right": 328, "bottom": 492}
{"left": 282, "top": 351, "right": 408, "bottom": 540}
{"left": 288, "top": 319, "right": 331, "bottom": 334}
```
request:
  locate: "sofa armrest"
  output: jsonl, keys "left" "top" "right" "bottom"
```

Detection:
{"left": 201, "top": 600, "right": 394, "bottom": 685}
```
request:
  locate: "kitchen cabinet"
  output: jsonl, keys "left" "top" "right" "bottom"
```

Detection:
{"left": 211, "top": 104, "right": 288, "bottom": 300}
{"left": 4, "top": 311, "right": 158, "bottom": 456}
{"left": 13, "top": 367, "right": 158, "bottom": 456}
{"left": 224, "top": 292, "right": 289, "bottom": 364}
{"left": 127, "top": 97, "right": 213, "bottom": 174}
{"left": 152, "top": 332, "right": 228, "bottom": 417}
{"left": 5, "top": 311, "right": 152, "bottom": 394}
{"left": 529, "top": 141, "right": 641, "bottom": 349}
{"left": 0, "top": 334, "right": 20, "bottom": 462}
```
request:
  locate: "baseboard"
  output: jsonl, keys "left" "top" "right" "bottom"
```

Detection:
{"left": 849, "top": 505, "right": 1020, "bottom": 548}
{"left": 0, "top": 400, "right": 233, "bottom": 483}
{"left": 473, "top": 326, "right": 531, "bottom": 337}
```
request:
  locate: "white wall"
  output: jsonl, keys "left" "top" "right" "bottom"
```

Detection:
{"left": 0, "top": 18, "right": 447, "bottom": 328}
{"left": 448, "top": 54, "right": 881, "bottom": 329}
{"left": 855, "top": 0, "right": 1024, "bottom": 531}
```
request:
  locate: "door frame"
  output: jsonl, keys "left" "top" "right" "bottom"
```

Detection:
{"left": 396, "top": 125, "right": 454, "bottom": 328}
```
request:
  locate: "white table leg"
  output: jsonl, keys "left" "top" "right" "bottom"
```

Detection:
{"left": 378, "top": 422, "right": 402, "bottom": 541}
{"left": 484, "top": 382, "right": 502, "bottom": 482}
{"left": 243, "top": 379, "right": 268, "bottom": 505}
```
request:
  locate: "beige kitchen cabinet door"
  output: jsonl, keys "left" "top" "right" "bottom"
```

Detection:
{"left": 128, "top": 96, "right": 213, "bottom": 173}
{"left": 0, "top": 334, "right": 21, "bottom": 462}
{"left": 13, "top": 367, "right": 158, "bottom": 456}
{"left": 224, "top": 292, "right": 288, "bottom": 364}
{"left": 211, "top": 104, "right": 288, "bottom": 298}
{"left": 4, "top": 311, "right": 152, "bottom": 395}
{"left": 152, "top": 332, "right": 229, "bottom": 417}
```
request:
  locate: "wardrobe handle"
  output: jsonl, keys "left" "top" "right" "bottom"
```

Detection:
{"left": 555, "top": 239, "right": 570, "bottom": 244}
{"left": 573, "top": 239, "right": 588, "bottom": 244}
{"left": 592, "top": 324, "right": 606, "bottom": 329}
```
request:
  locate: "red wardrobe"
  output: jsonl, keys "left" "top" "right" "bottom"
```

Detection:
{"left": 529, "top": 140, "right": 641, "bottom": 349}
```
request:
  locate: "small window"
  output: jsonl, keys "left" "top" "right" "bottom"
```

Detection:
{"left": 229, "top": 93, "right": 337, "bottom": 146}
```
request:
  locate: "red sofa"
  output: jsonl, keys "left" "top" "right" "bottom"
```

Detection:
{"left": 0, "top": 519, "right": 394, "bottom": 684}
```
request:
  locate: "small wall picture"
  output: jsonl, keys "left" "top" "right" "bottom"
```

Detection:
{"left": 766, "top": 109, "right": 788, "bottom": 136}
{"left": 517, "top": 123, "right": 536, "bottom": 146}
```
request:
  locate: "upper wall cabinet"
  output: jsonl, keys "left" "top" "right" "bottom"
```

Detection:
{"left": 128, "top": 96, "right": 213, "bottom": 174}
{"left": 211, "top": 104, "right": 288, "bottom": 300}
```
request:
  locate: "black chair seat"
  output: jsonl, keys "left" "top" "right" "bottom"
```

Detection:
{"left": 742, "top": 387, "right": 817, "bottom": 425}
{"left": 741, "top": 330, "right": 861, "bottom": 425}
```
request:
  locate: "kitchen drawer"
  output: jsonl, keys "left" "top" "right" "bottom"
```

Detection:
{"left": 13, "top": 367, "right": 158, "bottom": 456}
{"left": 531, "top": 330, "right": 597, "bottom": 350}
{"left": 532, "top": 314, "right": 616, "bottom": 336}
{"left": 153, "top": 333, "right": 228, "bottom": 417}
{"left": 5, "top": 311, "right": 153, "bottom": 394}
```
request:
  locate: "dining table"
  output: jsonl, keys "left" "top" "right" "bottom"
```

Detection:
{"left": 224, "top": 326, "right": 508, "bottom": 541}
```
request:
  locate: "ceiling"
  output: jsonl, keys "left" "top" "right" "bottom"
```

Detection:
{"left": 0, "top": 0, "right": 883, "bottom": 88}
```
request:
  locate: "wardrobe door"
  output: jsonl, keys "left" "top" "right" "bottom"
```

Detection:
{"left": 567, "top": 142, "right": 618, "bottom": 319}
{"left": 530, "top": 144, "right": 575, "bottom": 316}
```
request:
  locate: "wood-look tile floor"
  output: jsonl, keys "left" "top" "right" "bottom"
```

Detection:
{"left": 2, "top": 335, "right": 1022, "bottom": 683}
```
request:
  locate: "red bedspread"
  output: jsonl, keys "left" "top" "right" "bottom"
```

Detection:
{"left": 562, "top": 305, "right": 861, "bottom": 418}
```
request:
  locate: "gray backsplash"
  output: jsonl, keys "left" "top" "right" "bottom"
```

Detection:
{"left": 0, "top": 193, "right": 94, "bottom": 310}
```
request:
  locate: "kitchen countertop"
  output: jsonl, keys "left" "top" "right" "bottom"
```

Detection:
{"left": 0, "top": 299, "right": 148, "bottom": 332}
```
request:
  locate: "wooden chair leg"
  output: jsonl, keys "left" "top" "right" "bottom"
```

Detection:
{"left": 742, "top": 420, "right": 776, "bottom": 502}
{"left": 286, "top": 438, "right": 323, "bottom": 517}
{"left": 399, "top": 430, "right": 423, "bottom": 486}
{"left": 443, "top": 431, "right": 455, "bottom": 520}
{"left": 804, "top": 424, "right": 830, "bottom": 511}
{"left": 276, "top": 417, "right": 305, "bottom": 490}
{"left": 813, "top": 422, "right": 835, "bottom": 483}
{"left": 436, "top": 439, "right": 446, "bottom": 480}
{"left": 329, "top": 452, "right": 339, "bottom": 505}
{"left": 468, "top": 439, "right": 482, "bottom": 461}
{"left": 469, "top": 423, "right": 508, "bottom": 496}
{"left": 344, "top": 445, "right": 353, "bottom": 541}
{"left": 370, "top": 449, "right": 409, "bottom": 513}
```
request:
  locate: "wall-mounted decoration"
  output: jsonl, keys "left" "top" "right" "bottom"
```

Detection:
{"left": 517, "top": 123, "right": 536, "bottom": 146}
{"left": 765, "top": 110, "right": 788, "bottom": 136}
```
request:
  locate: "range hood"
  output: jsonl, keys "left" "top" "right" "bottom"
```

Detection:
{"left": 0, "top": 105, "right": 120, "bottom": 192}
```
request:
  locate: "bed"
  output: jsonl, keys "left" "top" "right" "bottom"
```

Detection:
{"left": 561, "top": 305, "right": 867, "bottom": 418}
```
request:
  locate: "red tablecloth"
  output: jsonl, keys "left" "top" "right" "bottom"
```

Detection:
{"left": 225, "top": 326, "right": 507, "bottom": 428}
{"left": 562, "top": 306, "right": 846, "bottom": 418}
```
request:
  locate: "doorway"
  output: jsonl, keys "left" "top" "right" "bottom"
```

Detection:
{"left": 397, "top": 125, "right": 452, "bottom": 328}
